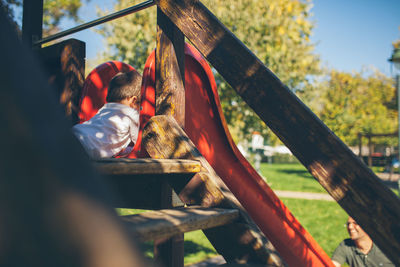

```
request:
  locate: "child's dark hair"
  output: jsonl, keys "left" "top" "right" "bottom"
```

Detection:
{"left": 106, "top": 70, "right": 142, "bottom": 102}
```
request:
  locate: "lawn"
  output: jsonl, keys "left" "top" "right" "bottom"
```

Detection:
{"left": 182, "top": 197, "right": 349, "bottom": 264}
{"left": 118, "top": 163, "right": 395, "bottom": 265}
{"left": 117, "top": 209, "right": 218, "bottom": 265}
{"left": 184, "top": 197, "right": 349, "bottom": 264}
{"left": 260, "top": 162, "right": 326, "bottom": 193}
{"left": 279, "top": 198, "right": 348, "bottom": 256}
{"left": 117, "top": 162, "right": 350, "bottom": 265}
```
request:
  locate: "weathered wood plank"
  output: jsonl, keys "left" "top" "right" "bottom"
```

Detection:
{"left": 94, "top": 158, "right": 201, "bottom": 175}
{"left": 155, "top": 11, "right": 186, "bottom": 267}
{"left": 156, "top": 8, "right": 185, "bottom": 127}
{"left": 143, "top": 115, "right": 284, "bottom": 266}
{"left": 101, "top": 173, "right": 188, "bottom": 209}
{"left": 155, "top": 0, "right": 400, "bottom": 264}
{"left": 97, "top": 159, "right": 198, "bottom": 209}
{"left": 122, "top": 206, "right": 239, "bottom": 242}
{"left": 37, "top": 39, "right": 86, "bottom": 124}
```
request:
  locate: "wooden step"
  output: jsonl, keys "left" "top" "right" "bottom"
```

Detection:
{"left": 93, "top": 159, "right": 201, "bottom": 209}
{"left": 121, "top": 206, "right": 239, "bottom": 242}
{"left": 94, "top": 158, "right": 202, "bottom": 175}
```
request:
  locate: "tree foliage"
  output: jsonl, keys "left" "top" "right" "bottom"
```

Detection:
{"left": 1, "top": 0, "right": 88, "bottom": 34}
{"left": 202, "top": 0, "right": 320, "bottom": 143}
{"left": 98, "top": 0, "right": 320, "bottom": 144}
{"left": 96, "top": 1, "right": 157, "bottom": 73}
{"left": 309, "top": 69, "right": 397, "bottom": 146}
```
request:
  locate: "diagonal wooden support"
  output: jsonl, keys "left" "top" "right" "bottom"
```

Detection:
{"left": 154, "top": 0, "right": 400, "bottom": 265}
{"left": 142, "top": 115, "right": 284, "bottom": 266}
{"left": 155, "top": 8, "right": 186, "bottom": 267}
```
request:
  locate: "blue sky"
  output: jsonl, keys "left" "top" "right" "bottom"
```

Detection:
{"left": 311, "top": 0, "right": 400, "bottom": 76}
{"left": 25, "top": 0, "right": 400, "bottom": 76}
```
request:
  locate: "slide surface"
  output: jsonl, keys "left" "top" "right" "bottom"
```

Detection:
{"left": 79, "top": 44, "right": 334, "bottom": 267}
{"left": 77, "top": 60, "right": 155, "bottom": 158}
{"left": 182, "top": 44, "right": 334, "bottom": 267}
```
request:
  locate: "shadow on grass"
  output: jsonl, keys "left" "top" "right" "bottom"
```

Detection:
{"left": 137, "top": 241, "right": 153, "bottom": 259}
{"left": 184, "top": 240, "right": 215, "bottom": 255}
{"left": 137, "top": 240, "right": 215, "bottom": 258}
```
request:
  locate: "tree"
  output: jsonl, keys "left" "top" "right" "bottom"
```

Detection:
{"left": 310, "top": 69, "right": 397, "bottom": 146}
{"left": 202, "top": 0, "right": 320, "bottom": 144}
{"left": 1, "top": 0, "right": 89, "bottom": 35}
{"left": 96, "top": 1, "right": 157, "bottom": 73}
{"left": 98, "top": 0, "right": 320, "bottom": 144}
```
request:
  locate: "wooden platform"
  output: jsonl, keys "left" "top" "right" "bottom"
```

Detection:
{"left": 121, "top": 206, "right": 239, "bottom": 241}
{"left": 94, "top": 158, "right": 201, "bottom": 175}
{"left": 94, "top": 159, "right": 201, "bottom": 209}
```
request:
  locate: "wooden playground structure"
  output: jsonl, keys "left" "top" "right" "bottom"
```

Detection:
{"left": 1, "top": 0, "right": 400, "bottom": 266}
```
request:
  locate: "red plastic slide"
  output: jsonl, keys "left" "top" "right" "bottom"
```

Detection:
{"left": 182, "top": 44, "right": 335, "bottom": 267}
{"left": 78, "top": 44, "right": 334, "bottom": 267}
{"left": 77, "top": 60, "right": 155, "bottom": 158}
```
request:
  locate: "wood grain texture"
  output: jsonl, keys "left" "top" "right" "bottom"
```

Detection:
{"left": 94, "top": 158, "right": 201, "bottom": 175}
{"left": 143, "top": 115, "right": 284, "bottom": 266}
{"left": 37, "top": 39, "right": 86, "bottom": 124}
{"left": 155, "top": 12, "right": 186, "bottom": 267}
{"left": 155, "top": 0, "right": 400, "bottom": 264}
{"left": 122, "top": 206, "right": 239, "bottom": 241}
{"left": 156, "top": 8, "right": 185, "bottom": 127}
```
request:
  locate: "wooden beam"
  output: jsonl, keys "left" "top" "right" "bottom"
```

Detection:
{"left": 94, "top": 158, "right": 201, "bottom": 175}
{"left": 122, "top": 207, "right": 239, "bottom": 242}
{"left": 142, "top": 115, "right": 284, "bottom": 265}
{"left": 156, "top": 8, "right": 185, "bottom": 126}
{"left": 101, "top": 173, "right": 191, "bottom": 209}
{"left": 95, "top": 159, "right": 200, "bottom": 209}
{"left": 22, "top": 0, "right": 43, "bottom": 48}
{"left": 36, "top": 39, "right": 86, "bottom": 124}
{"left": 155, "top": 8, "right": 186, "bottom": 267}
{"left": 154, "top": 0, "right": 400, "bottom": 264}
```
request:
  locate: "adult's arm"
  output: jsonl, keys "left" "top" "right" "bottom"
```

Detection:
{"left": 331, "top": 240, "right": 347, "bottom": 267}
{"left": 332, "top": 260, "right": 341, "bottom": 267}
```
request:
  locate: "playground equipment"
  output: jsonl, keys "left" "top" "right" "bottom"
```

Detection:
{"left": 2, "top": 0, "right": 400, "bottom": 266}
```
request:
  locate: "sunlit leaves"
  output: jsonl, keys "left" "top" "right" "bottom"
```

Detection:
{"left": 316, "top": 69, "right": 397, "bottom": 146}
{"left": 96, "top": 0, "right": 156, "bottom": 72}
{"left": 2, "top": 0, "right": 88, "bottom": 32}
{"left": 98, "top": 0, "right": 320, "bottom": 144}
{"left": 201, "top": 0, "right": 320, "bottom": 143}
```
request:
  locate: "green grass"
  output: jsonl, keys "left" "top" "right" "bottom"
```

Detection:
{"left": 279, "top": 198, "right": 348, "bottom": 257}
{"left": 183, "top": 231, "right": 217, "bottom": 265}
{"left": 260, "top": 162, "right": 400, "bottom": 196}
{"left": 117, "top": 209, "right": 218, "bottom": 265}
{"left": 116, "top": 162, "right": 396, "bottom": 265}
{"left": 260, "top": 163, "right": 326, "bottom": 193}
{"left": 116, "top": 201, "right": 348, "bottom": 264}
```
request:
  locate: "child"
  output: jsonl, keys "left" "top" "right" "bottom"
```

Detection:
{"left": 72, "top": 70, "right": 141, "bottom": 159}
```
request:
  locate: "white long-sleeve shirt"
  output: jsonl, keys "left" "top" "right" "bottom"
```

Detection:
{"left": 72, "top": 103, "right": 139, "bottom": 158}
